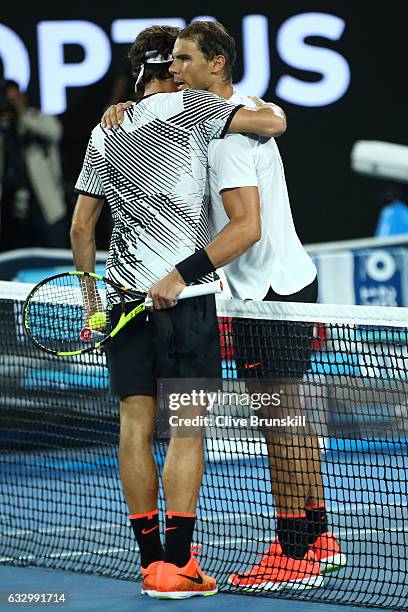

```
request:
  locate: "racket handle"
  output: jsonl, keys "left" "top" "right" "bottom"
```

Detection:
{"left": 180, "top": 279, "right": 223, "bottom": 299}
{"left": 144, "top": 278, "right": 223, "bottom": 309}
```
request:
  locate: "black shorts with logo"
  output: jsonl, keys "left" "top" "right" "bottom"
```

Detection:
{"left": 233, "top": 277, "right": 318, "bottom": 380}
{"left": 105, "top": 294, "right": 221, "bottom": 400}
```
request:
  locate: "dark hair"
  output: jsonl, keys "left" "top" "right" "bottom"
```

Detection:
{"left": 128, "top": 25, "right": 180, "bottom": 92}
{"left": 4, "top": 79, "right": 20, "bottom": 91}
{"left": 178, "top": 21, "right": 236, "bottom": 82}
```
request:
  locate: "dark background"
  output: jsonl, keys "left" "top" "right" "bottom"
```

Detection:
{"left": 2, "top": 1, "right": 408, "bottom": 246}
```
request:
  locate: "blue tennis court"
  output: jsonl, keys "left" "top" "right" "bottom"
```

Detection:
{"left": 1, "top": 443, "right": 407, "bottom": 608}
{"left": 0, "top": 566, "right": 385, "bottom": 612}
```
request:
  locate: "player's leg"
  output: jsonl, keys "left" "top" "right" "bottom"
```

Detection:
{"left": 230, "top": 313, "right": 319, "bottom": 588}
{"left": 152, "top": 295, "right": 219, "bottom": 599}
{"left": 106, "top": 303, "right": 163, "bottom": 592}
{"left": 229, "top": 375, "right": 323, "bottom": 591}
{"left": 261, "top": 383, "right": 315, "bottom": 559}
{"left": 230, "top": 278, "right": 342, "bottom": 590}
{"left": 119, "top": 395, "right": 159, "bottom": 513}
{"left": 265, "top": 278, "right": 345, "bottom": 575}
{"left": 262, "top": 280, "right": 329, "bottom": 558}
{"left": 163, "top": 404, "right": 205, "bottom": 566}
{"left": 163, "top": 434, "right": 204, "bottom": 514}
{"left": 258, "top": 307, "right": 345, "bottom": 577}
{"left": 157, "top": 428, "right": 217, "bottom": 599}
{"left": 119, "top": 395, "right": 163, "bottom": 571}
{"left": 260, "top": 380, "right": 343, "bottom": 566}
{"left": 304, "top": 439, "right": 346, "bottom": 574}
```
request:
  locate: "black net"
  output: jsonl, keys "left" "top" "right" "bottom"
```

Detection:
{"left": 1, "top": 283, "right": 408, "bottom": 609}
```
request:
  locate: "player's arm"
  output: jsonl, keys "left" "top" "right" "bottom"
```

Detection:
{"left": 70, "top": 195, "right": 104, "bottom": 272}
{"left": 203, "top": 138, "right": 261, "bottom": 268}
{"left": 205, "top": 187, "right": 260, "bottom": 267}
{"left": 148, "top": 187, "right": 260, "bottom": 309}
{"left": 101, "top": 98, "right": 286, "bottom": 137}
{"left": 228, "top": 102, "right": 286, "bottom": 138}
{"left": 71, "top": 135, "right": 106, "bottom": 271}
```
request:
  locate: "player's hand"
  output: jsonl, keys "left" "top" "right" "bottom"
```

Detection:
{"left": 101, "top": 101, "right": 134, "bottom": 129}
{"left": 249, "top": 96, "right": 265, "bottom": 107}
{"left": 249, "top": 97, "right": 287, "bottom": 136}
{"left": 148, "top": 269, "right": 187, "bottom": 310}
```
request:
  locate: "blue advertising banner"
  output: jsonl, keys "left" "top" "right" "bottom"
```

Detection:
{"left": 311, "top": 240, "right": 408, "bottom": 306}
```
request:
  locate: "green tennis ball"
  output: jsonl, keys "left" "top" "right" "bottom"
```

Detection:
{"left": 88, "top": 312, "right": 106, "bottom": 330}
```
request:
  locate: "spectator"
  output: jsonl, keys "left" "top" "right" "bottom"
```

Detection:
{"left": 0, "top": 80, "right": 67, "bottom": 250}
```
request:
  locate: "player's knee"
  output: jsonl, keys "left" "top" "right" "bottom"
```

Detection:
{"left": 120, "top": 396, "right": 155, "bottom": 433}
{"left": 120, "top": 411, "right": 153, "bottom": 448}
{"left": 169, "top": 435, "right": 204, "bottom": 452}
{"left": 119, "top": 429, "right": 152, "bottom": 456}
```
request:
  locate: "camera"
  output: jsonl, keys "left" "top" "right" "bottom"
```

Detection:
{"left": 351, "top": 140, "right": 408, "bottom": 184}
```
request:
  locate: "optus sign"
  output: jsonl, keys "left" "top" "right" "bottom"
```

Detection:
{"left": 0, "top": 13, "right": 350, "bottom": 114}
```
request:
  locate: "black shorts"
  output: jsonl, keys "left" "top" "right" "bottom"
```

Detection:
{"left": 105, "top": 294, "right": 221, "bottom": 400}
{"left": 233, "top": 277, "right": 318, "bottom": 380}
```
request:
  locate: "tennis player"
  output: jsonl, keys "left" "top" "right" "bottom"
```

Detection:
{"left": 105, "top": 20, "right": 346, "bottom": 592}
{"left": 174, "top": 21, "right": 347, "bottom": 591}
{"left": 71, "top": 25, "right": 285, "bottom": 600}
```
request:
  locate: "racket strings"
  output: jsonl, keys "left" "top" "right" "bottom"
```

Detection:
{"left": 79, "top": 277, "right": 105, "bottom": 325}
{"left": 26, "top": 274, "right": 109, "bottom": 354}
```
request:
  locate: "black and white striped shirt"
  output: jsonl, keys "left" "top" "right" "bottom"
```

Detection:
{"left": 75, "top": 89, "right": 241, "bottom": 293}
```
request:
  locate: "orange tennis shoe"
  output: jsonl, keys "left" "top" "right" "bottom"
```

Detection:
{"left": 149, "top": 545, "right": 217, "bottom": 599}
{"left": 229, "top": 540, "right": 323, "bottom": 591}
{"left": 140, "top": 560, "right": 162, "bottom": 595}
{"left": 310, "top": 532, "right": 347, "bottom": 574}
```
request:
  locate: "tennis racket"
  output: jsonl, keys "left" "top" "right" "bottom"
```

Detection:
{"left": 23, "top": 271, "right": 222, "bottom": 357}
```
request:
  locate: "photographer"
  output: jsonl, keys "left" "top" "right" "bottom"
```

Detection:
{"left": 0, "top": 80, "right": 67, "bottom": 250}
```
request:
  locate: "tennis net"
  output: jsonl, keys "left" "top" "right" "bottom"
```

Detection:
{"left": 1, "top": 280, "right": 407, "bottom": 609}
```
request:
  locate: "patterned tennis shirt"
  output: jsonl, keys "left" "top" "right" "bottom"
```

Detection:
{"left": 75, "top": 89, "right": 241, "bottom": 292}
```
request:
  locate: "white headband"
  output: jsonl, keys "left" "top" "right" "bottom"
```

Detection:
{"left": 135, "top": 50, "right": 174, "bottom": 90}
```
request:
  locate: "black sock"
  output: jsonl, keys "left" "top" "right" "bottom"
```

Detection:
{"left": 129, "top": 510, "right": 164, "bottom": 569}
{"left": 164, "top": 512, "right": 196, "bottom": 567}
{"left": 276, "top": 514, "right": 309, "bottom": 559}
{"left": 306, "top": 505, "right": 328, "bottom": 545}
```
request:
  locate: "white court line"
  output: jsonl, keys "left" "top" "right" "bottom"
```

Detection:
{"left": 325, "top": 502, "right": 407, "bottom": 514}
{"left": 337, "top": 526, "right": 406, "bottom": 538}
{"left": 1, "top": 525, "right": 406, "bottom": 564}
{"left": 205, "top": 525, "right": 408, "bottom": 549}
{"left": 0, "top": 522, "right": 125, "bottom": 538}
{"left": 0, "top": 545, "right": 133, "bottom": 564}
{"left": 1, "top": 502, "right": 406, "bottom": 538}
{"left": 199, "top": 502, "right": 408, "bottom": 524}
{"left": 199, "top": 502, "right": 407, "bottom": 522}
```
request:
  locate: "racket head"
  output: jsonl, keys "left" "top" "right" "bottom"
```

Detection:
{"left": 23, "top": 271, "right": 126, "bottom": 356}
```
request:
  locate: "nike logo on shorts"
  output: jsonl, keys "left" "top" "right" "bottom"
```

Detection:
{"left": 244, "top": 361, "right": 262, "bottom": 369}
